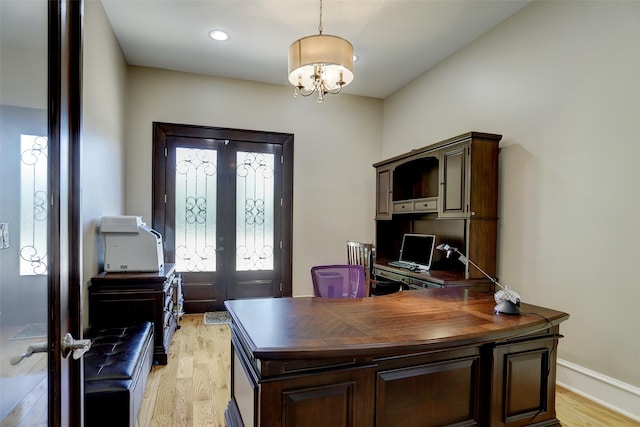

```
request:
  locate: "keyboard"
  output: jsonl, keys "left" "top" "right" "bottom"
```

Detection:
{"left": 389, "top": 260, "right": 419, "bottom": 271}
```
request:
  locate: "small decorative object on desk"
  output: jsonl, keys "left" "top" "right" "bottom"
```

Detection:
{"left": 436, "top": 243, "right": 521, "bottom": 315}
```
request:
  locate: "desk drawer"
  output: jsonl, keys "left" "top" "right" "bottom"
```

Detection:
{"left": 392, "top": 197, "right": 438, "bottom": 214}
{"left": 376, "top": 269, "right": 411, "bottom": 286}
{"left": 413, "top": 197, "right": 438, "bottom": 213}
{"left": 393, "top": 201, "right": 413, "bottom": 213}
{"left": 375, "top": 267, "right": 442, "bottom": 290}
{"left": 409, "top": 278, "right": 442, "bottom": 289}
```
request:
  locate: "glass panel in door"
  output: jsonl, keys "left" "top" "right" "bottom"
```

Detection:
{"left": 175, "top": 147, "right": 218, "bottom": 273}
{"left": 0, "top": 0, "right": 49, "bottom": 423}
{"left": 235, "top": 151, "right": 275, "bottom": 271}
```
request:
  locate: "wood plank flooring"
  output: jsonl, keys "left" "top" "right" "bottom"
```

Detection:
{"left": 139, "top": 313, "right": 639, "bottom": 427}
{"left": 139, "top": 314, "right": 231, "bottom": 427}
{"left": 0, "top": 325, "right": 48, "bottom": 427}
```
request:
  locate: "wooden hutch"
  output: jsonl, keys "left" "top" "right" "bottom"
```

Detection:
{"left": 373, "top": 132, "right": 501, "bottom": 290}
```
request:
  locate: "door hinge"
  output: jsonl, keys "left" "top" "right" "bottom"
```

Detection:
{"left": 164, "top": 194, "right": 167, "bottom": 204}
{"left": 281, "top": 155, "right": 284, "bottom": 164}
{"left": 280, "top": 198, "right": 283, "bottom": 207}
{"left": 279, "top": 283, "right": 283, "bottom": 292}
{"left": 280, "top": 241, "right": 283, "bottom": 250}
{"left": 165, "top": 147, "right": 168, "bottom": 157}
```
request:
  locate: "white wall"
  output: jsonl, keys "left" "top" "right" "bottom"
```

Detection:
{"left": 124, "top": 68, "right": 383, "bottom": 296}
{"left": 81, "top": 0, "right": 128, "bottom": 326}
{"left": 0, "top": 1, "right": 49, "bottom": 325}
{"left": 383, "top": 0, "right": 640, "bottom": 418}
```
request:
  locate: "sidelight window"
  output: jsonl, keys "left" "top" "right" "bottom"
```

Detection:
{"left": 19, "top": 134, "right": 48, "bottom": 276}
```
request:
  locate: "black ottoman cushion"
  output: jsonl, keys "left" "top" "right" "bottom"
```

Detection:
{"left": 84, "top": 322, "right": 153, "bottom": 427}
{"left": 85, "top": 322, "right": 152, "bottom": 382}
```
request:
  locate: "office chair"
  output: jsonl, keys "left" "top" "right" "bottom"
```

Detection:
{"left": 311, "top": 265, "right": 367, "bottom": 298}
{"left": 346, "top": 241, "right": 373, "bottom": 296}
{"left": 346, "top": 241, "right": 400, "bottom": 296}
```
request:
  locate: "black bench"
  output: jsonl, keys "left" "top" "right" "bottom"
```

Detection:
{"left": 84, "top": 322, "right": 154, "bottom": 427}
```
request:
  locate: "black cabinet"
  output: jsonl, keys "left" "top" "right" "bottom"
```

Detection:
{"left": 90, "top": 264, "right": 181, "bottom": 364}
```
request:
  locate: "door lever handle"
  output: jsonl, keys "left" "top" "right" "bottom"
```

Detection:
{"left": 61, "top": 333, "right": 91, "bottom": 359}
{"left": 10, "top": 341, "right": 48, "bottom": 365}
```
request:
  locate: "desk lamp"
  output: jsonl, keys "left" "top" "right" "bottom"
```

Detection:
{"left": 436, "top": 243, "right": 521, "bottom": 315}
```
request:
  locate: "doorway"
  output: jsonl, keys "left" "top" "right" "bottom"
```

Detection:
{"left": 152, "top": 123, "right": 293, "bottom": 312}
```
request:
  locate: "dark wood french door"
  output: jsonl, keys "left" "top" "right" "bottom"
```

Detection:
{"left": 153, "top": 123, "right": 293, "bottom": 312}
{"left": 1, "top": 0, "right": 84, "bottom": 425}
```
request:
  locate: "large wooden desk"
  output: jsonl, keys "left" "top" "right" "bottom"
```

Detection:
{"left": 225, "top": 289, "right": 569, "bottom": 427}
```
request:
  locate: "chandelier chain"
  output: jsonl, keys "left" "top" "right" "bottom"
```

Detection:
{"left": 318, "top": 0, "right": 324, "bottom": 34}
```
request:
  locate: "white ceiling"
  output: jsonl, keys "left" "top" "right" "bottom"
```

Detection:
{"left": 101, "top": 0, "right": 530, "bottom": 99}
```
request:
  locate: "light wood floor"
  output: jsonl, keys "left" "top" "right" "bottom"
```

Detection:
{"left": 0, "top": 325, "right": 48, "bottom": 427}
{"left": 139, "top": 314, "right": 639, "bottom": 427}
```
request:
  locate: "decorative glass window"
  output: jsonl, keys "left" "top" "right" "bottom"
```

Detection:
{"left": 236, "top": 151, "right": 274, "bottom": 271}
{"left": 20, "top": 134, "right": 48, "bottom": 275}
{"left": 175, "top": 148, "right": 217, "bottom": 272}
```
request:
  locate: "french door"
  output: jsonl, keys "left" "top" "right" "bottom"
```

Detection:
{"left": 1, "top": 0, "right": 83, "bottom": 425}
{"left": 153, "top": 123, "right": 293, "bottom": 312}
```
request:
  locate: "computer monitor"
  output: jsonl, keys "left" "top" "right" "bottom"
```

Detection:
{"left": 399, "top": 234, "right": 436, "bottom": 270}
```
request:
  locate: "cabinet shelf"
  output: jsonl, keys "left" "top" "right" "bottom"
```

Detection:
{"left": 392, "top": 155, "right": 440, "bottom": 201}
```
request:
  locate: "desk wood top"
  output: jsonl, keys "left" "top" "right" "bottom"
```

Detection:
{"left": 225, "top": 288, "right": 569, "bottom": 360}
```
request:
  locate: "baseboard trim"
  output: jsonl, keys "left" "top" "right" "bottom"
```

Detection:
{"left": 557, "top": 358, "right": 640, "bottom": 422}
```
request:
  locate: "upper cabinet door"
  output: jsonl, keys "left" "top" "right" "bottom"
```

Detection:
{"left": 375, "top": 166, "right": 393, "bottom": 220}
{"left": 439, "top": 143, "right": 469, "bottom": 218}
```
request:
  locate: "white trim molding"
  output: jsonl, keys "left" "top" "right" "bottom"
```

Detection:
{"left": 557, "top": 358, "right": 640, "bottom": 422}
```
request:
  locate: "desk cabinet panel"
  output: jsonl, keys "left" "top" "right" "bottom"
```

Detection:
{"left": 490, "top": 330, "right": 560, "bottom": 427}
{"left": 376, "top": 357, "right": 480, "bottom": 427}
{"left": 270, "top": 373, "right": 368, "bottom": 427}
{"left": 228, "top": 337, "right": 374, "bottom": 427}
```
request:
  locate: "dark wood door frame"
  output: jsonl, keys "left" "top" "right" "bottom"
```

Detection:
{"left": 152, "top": 122, "right": 294, "bottom": 304}
{"left": 49, "top": 0, "right": 83, "bottom": 425}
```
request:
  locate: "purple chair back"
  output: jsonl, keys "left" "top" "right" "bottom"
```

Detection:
{"left": 311, "top": 264, "right": 366, "bottom": 298}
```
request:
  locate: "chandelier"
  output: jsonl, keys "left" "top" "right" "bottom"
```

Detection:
{"left": 287, "top": 0, "right": 354, "bottom": 103}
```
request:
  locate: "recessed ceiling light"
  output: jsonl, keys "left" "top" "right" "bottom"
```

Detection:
{"left": 208, "top": 30, "right": 229, "bottom": 41}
